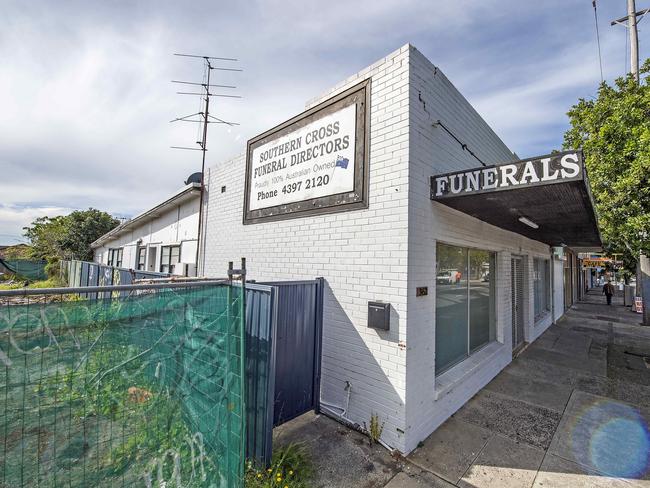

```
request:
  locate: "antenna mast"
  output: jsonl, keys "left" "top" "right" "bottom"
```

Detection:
{"left": 171, "top": 54, "right": 242, "bottom": 275}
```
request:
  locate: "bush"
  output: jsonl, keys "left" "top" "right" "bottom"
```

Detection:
{"left": 45, "top": 257, "right": 61, "bottom": 279}
{"left": 245, "top": 444, "right": 312, "bottom": 488}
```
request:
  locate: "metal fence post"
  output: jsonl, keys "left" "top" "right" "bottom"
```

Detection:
{"left": 239, "top": 257, "right": 246, "bottom": 482}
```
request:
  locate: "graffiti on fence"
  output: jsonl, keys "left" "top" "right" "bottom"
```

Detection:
{"left": 0, "top": 284, "right": 245, "bottom": 487}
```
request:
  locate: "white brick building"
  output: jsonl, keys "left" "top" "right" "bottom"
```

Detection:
{"left": 93, "top": 183, "right": 200, "bottom": 276}
{"left": 200, "top": 45, "right": 599, "bottom": 454}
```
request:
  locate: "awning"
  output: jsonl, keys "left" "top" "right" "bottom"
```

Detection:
{"left": 430, "top": 150, "right": 601, "bottom": 248}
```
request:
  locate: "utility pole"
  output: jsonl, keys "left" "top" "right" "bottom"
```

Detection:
{"left": 171, "top": 54, "right": 241, "bottom": 276}
{"left": 629, "top": 0, "right": 640, "bottom": 82}
{"left": 611, "top": 0, "right": 649, "bottom": 82}
{"left": 612, "top": 2, "right": 649, "bottom": 323}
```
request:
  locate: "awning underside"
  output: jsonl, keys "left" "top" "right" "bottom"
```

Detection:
{"left": 434, "top": 179, "right": 601, "bottom": 248}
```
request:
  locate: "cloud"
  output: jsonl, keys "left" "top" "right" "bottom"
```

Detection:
{"left": 0, "top": 0, "right": 647, "bottom": 244}
{"left": 0, "top": 205, "right": 76, "bottom": 244}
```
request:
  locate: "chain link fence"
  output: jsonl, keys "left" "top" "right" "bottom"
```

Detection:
{"left": 0, "top": 281, "right": 245, "bottom": 487}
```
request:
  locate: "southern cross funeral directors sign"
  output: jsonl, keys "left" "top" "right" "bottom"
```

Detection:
{"left": 250, "top": 104, "right": 355, "bottom": 209}
{"left": 431, "top": 151, "right": 584, "bottom": 200}
{"left": 244, "top": 81, "right": 369, "bottom": 224}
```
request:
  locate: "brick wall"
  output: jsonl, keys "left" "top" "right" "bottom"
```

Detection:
{"left": 403, "top": 47, "right": 556, "bottom": 452}
{"left": 202, "top": 45, "right": 412, "bottom": 451}
{"left": 201, "top": 44, "right": 563, "bottom": 454}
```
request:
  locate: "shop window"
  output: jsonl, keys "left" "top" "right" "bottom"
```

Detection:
{"left": 137, "top": 247, "right": 146, "bottom": 271}
{"left": 435, "top": 243, "right": 496, "bottom": 375}
{"left": 533, "top": 258, "right": 550, "bottom": 320}
{"left": 107, "top": 248, "right": 123, "bottom": 268}
{"left": 160, "top": 245, "right": 180, "bottom": 274}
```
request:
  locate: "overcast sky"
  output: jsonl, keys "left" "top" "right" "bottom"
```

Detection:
{"left": 1, "top": 0, "right": 648, "bottom": 245}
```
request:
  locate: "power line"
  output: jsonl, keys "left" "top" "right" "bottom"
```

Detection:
{"left": 593, "top": 0, "right": 604, "bottom": 83}
{"left": 626, "top": 22, "right": 629, "bottom": 74}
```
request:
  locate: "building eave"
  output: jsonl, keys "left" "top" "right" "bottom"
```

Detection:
{"left": 91, "top": 183, "right": 201, "bottom": 249}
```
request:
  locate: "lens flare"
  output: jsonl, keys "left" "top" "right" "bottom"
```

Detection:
{"left": 570, "top": 399, "right": 650, "bottom": 478}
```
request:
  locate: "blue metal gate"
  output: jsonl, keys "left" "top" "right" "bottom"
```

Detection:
{"left": 245, "top": 278, "right": 324, "bottom": 465}
{"left": 269, "top": 279, "right": 324, "bottom": 426}
{"left": 58, "top": 264, "right": 324, "bottom": 468}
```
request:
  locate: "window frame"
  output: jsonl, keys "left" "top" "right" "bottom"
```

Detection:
{"left": 435, "top": 241, "right": 497, "bottom": 376}
{"left": 160, "top": 245, "right": 181, "bottom": 274}
{"left": 533, "top": 257, "right": 551, "bottom": 321}
{"left": 107, "top": 248, "right": 123, "bottom": 268}
{"left": 136, "top": 247, "right": 147, "bottom": 271}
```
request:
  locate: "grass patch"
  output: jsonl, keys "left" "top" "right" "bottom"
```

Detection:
{"left": 245, "top": 444, "right": 312, "bottom": 488}
{"left": 0, "top": 277, "right": 65, "bottom": 290}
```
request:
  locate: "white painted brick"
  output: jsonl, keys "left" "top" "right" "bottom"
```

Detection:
{"left": 403, "top": 47, "right": 558, "bottom": 453}
{"left": 202, "top": 46, "right": 411, "bottom": 451}
{"left": 201, "top": 44, "right": 563, "bottom": 455}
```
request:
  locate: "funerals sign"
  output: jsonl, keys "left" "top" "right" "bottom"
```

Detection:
{"left": 244, "top": 80, "right": 369, "bottom": 224}
{"left": 431, "top": 151, "right": 584, "bottom": 200}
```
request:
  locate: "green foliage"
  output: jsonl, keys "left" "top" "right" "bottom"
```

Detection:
{"left": 37, "top": 337, "right": 218, "bottom": 485}
{"left": 59, "top": 209, "right": 120, "bottom": 261}
{"left": 1, "top": 244, "right": 31, "bottom": 259}
{"left": 364, "top": 412, "right": 385, "bottom": 445}
{"left": 1, "top": 285, "right": 244, "bottom": 486}
{"left": 245, "top": 444, "right": 312, "bottom": 488}
{"left": 563, "top": 60, "right": 650, "bottom": 270}
{"left": 23, "top": 208, "right": 119, "bottom": 262}
{"left": 0, "top": 281, "right": 23, "bottom": 290}
{"left": 24, "top": 277, "right": 66, "bottom": 288}
{"left": 23, "top": 215, "right": 69, "bottom": 260}
{"left": 44, "top": 258, "right": 61, "bottom": 278}
{"left": 0, "top": 277, "right": 65, "bottom": 290}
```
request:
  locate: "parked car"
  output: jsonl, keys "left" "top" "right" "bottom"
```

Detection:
{"left": 437, "top": 270, "right": 455, "bottom": 285}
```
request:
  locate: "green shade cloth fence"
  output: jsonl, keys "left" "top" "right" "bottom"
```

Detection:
{"left": 0, "top": 259, "right": 47, "bottom": 281}
{"left": 0, "top": 283, "right": 245, "bottom": 487}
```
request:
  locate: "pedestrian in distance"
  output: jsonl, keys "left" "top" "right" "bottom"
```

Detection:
{"left": 603, "top": 280, "right": 615, "bottom": 306}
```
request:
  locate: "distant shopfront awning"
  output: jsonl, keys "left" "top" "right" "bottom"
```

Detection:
{"left": 430, "top": 150, "right": 601, "bottom": 248}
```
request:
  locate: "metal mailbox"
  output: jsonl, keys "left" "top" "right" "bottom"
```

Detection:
{"left": 368, "top": 301, "right": 390, "bottom": 330}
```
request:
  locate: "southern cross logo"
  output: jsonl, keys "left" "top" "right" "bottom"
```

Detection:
{"left": 335, "top": 156, "right": 349, "bottom": 169}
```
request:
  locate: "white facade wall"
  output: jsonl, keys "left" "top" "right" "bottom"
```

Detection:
{"left": 202, "top": 45, "right": 412, "bottom": 451}
{"left": 404, "top": 47, "right": 557, "bottom": 452}
{"left": 202, "top": 44, "right": 568, "bottom": 454}
{"left": 94, "top": 196, "right": 199, "bottom": 275}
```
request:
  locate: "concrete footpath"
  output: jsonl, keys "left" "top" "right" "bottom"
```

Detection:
{"left": 274, "top": 289, "right": 650, "bottom": 487}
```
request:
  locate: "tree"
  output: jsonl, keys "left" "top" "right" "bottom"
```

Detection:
{"left": 563, "top": 60, "right": 650, "bottom": 275}
{"left": 23, "top": 209, "right": 119, "bottom": 262}
{"left": 1, "top": 244, "right": 31, "bottom": 259}
{"left": 23, "top": 216, "right": 69, "bottom": 260}
{"left": 58, "top": 209, "right": 120, "bottom": 261}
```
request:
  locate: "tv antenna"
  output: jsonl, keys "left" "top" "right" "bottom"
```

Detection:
{"left": 171, "top": 53, "right": 242, "bottom": 275}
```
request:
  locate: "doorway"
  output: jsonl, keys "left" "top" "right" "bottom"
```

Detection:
{"left": 511, "top": 256, "right": 525, "bottom": 351}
